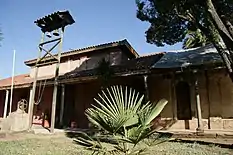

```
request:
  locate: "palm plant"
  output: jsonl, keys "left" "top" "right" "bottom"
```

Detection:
{"left": 75, "top": 85, "right": 168, "bottom": 155}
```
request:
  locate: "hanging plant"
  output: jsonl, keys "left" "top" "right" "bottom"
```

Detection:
{"left": 96, "top": 58, "right": 114, "bottom": 88}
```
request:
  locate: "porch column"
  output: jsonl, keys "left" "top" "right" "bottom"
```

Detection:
{"left": 195, "top": 79, "right": 204, "bottom": 132}
{"left": 171, "top": 74, "right": 177, "bottom": 119}
{"left": 59, "top": 84, "right": 65, "bottom": 127}
{"left": 3, "top": 90, "right": 9, "bottom": 118}
{"left": 28, "top": 87, "right": 33, "bottom": 129}
{"left": 143, "top": 75, "right": 149, "bottom": 100}
{"left": 205, "top": 70, "right": 211, "bottom": 129}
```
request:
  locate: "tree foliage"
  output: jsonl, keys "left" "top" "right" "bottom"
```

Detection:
{"left": 136, "top": 0, "right": 233, "bottom": 81}
{"left": 183, "top": 29, "right": 210, "bottom": 49}
{"left": 96, "top": 58, "right": 114, "bottom": 87}
{"left": 136, "top": 0, "right": 233, "bottom": 46}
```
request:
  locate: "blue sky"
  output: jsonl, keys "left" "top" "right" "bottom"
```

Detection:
{"left": 0, "top": 0, "right": 182, "bottom": 78}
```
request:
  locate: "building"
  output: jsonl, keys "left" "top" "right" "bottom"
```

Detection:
{"left": 0, "top": 40, "right": 232, "bottom": 131}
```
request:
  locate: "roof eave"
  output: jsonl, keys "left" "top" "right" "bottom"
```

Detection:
{"left": 24, "top": 39, "right": 139, "bottom": 67}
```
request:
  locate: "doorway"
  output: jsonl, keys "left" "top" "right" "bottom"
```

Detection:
{"left": 175, "top": 81, "right": 192, "bottom": 120}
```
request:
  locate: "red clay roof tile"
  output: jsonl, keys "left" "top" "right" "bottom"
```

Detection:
{"left": 0, "top": 74, "right": 32, "bottom": 88}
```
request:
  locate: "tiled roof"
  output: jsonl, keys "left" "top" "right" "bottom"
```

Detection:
{"left": 34, "top": 10, "right": 75, "bottom": 33}
{"left": 24, "top": 39, "right": 139, "bottom": 66}
{"left": 0, "top": 74, "right": 32, "bottom": 88}
{"left": 0, "top": 74, "right": 57, "bottom": 90}
{"left": 59, "top": 53, "right": 164, "bottom": 80}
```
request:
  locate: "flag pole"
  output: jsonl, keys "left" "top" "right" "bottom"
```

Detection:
{"left": 9, "top": 50, "right": 16, "bottom": 114}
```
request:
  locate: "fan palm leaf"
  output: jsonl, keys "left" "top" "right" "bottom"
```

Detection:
{"left": 77, "top": 85, "right": 168, "bottom": 154}
{"left": 86, "top": 86, "right": 145, "bottom": 134}
{"left": 86, "top": 85, "right": 167, "bottom": 141}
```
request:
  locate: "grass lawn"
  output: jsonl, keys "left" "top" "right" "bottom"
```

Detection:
{"left": 0, "top": 134, "right": 232, "bottom": 155}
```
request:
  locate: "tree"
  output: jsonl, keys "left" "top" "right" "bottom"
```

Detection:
{"left": 183, "top": 29, "right": 210, "bottom": 49}
{"left": 136, "top": 0, "right": 233, "bottom": 81}
{"left": 75, "top": 85, "right": 168, "bottom": 154}
{"left": 96, "top": 58, "right": 114, "bottom": 88}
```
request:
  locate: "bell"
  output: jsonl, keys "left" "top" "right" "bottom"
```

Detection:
{"left": 53, "top": 29, "right": 60, "bottom": 36}
{"left": 46, "top": 32, "right": 52, "bottom": 38}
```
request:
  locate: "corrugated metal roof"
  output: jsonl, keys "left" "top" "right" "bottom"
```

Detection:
{"left": 152, "top": 45, "right": 223, "bottom": 69}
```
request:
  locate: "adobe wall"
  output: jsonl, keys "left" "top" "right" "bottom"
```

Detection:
{"left": 148, "top": 76, "right": 174, "bottom": 118}
{"left": 0, "top": 88, "right": 30, "bottom": 118}
{"left": 70, "top": 81, "right": 101, "bottom": 129}
{"left": 32, "top": 86, "right": 53, "bottom": 125}
{"left": 65, "top": 76, "right": 145, "bottom": 129}
{"left": 147, "top": 75, "right": 178, "bottom": 129}
{"left": 30, "top": 48, "right": 125, "bottom": 78}
{"left": 61, "top": 70, "right": 233, "bottom": 130}
{"left": 204, "top": 70, "right": 233, "bottom": 130}
{"left": 148, "top": 70, "right": 233, "bottom": 131}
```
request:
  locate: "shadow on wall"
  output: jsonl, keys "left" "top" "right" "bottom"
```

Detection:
{"left": 61, "top": 46, "right": 123, "bottom": 79}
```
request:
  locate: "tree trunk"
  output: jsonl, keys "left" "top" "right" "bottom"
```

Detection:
{"left": 213, "top": 42, "right": 233, "bottom": 82}
{"left": 221, "top": 15, "right": 233, "bottom": 39}
{"left": 206, "top": 0, "right": 233, "bottom": 44}
{"left": 197, "top": 19, "right": 233, "bottom": 82}
{"left": 205, "top": 0, "right": 233, "bottom": 57}
{"left": 204, "top": 0, "right": 233, "bottom": 82}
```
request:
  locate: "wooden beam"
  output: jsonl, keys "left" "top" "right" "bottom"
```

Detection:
{"left": 59, "top": 76, "right": 98, "bottom": 84}
{"left": 28, "top": 33, "right": 45, "bottom": 130}
{"left": 50, "top": 28, "right": 64, "bottom": 133}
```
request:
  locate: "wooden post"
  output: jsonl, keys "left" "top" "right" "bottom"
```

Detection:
{"left": 28, "top": 87, "right": 33, "bottom": 128}
{"left": 28, "top": 33, "right": 45, "bottom": 130}
{"left": 59, "top": 84, "right": 65, "bottom": 127}
{"left": 143, "top": 75, "right": 149, "bottom": 101}
{"left": 50, "top": 28, "right": 64, "bottom": 133}
{"left": 205, "top": 70, "right": 211, "bottom": 129}
{"left": 3, "top": 90, "right": 9, "bottom": 118}
{"left": 195, "top": 79, "right": 204, "bottom": 132}
{"left": 171, "top": 73, "right": 177, "bottom": 119}
{"left": 9, "top": 50, "right": 16, "bottom": 113}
